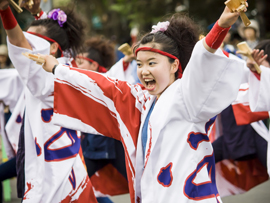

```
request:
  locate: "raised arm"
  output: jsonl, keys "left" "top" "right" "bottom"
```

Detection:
{"left": 0, "top": 1, "right": 31, "bottom": 49}
{"left": 56, "top": 64, "right": 144, "bottom": 138}
{"left": 203, "top": 4, "right": 247, "bottom": 53}
{"left": 40, "top": 55, "right": 144, "bottom": 142}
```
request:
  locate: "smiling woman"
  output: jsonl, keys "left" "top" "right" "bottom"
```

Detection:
{"left": 40, "top": 4, "right": 247, "bottom": 203}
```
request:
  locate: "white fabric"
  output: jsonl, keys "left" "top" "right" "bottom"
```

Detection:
{"left": 0, "top": 68, "right": 24, "bottom": 158}
{"left": 5, "top": 91, "right": 25, "bottom": 156}
{"left": 53, "top": 40, "right": 245, "bottom": 203}
{"left": 0, "top": 69, "right": 23, "bottom": 111}
{"left": 107, "top": 58, "right": 139, "bottom": 85}
{"left": 7, "top": 32, "right": 94, "bottom": 203}
{"left": 228, "top": 53, "right": 250, "bottom": 83}
{"left": 249, "top": 66, "right": 270, "bottom": 175}
{"left": 249, "top": 65, "right": 270, "bottom": 112}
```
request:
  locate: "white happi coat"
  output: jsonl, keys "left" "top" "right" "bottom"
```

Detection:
{"left": 7, "top": 32, "right": 97, "bottom": 203}
{"left": 0, "top": 68, "right": 24, "bottom": 158}
{"left": 249, "top": 65, "right": 270, "bottom": 175}
{"left": 52, "top": 40, "right": 245, "bottom": 203}
{"left": 107, "top": 59, "right": 140, "bottom": 84}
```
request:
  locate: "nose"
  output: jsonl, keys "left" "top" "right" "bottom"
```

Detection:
{"left": 141, "top": 65, "right": 150, "bottom": 75}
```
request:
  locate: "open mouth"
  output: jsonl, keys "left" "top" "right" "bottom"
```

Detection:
{"left": 144, "top": 79, "right": 156, "bottom": 91}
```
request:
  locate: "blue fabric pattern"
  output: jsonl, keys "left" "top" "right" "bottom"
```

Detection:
{"left": 141, "top": 99, "right": 156, "bottom": 159}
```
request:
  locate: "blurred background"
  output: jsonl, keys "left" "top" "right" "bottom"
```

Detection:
{"left": 0, "top": 0, "right": 270, "bottom": 47}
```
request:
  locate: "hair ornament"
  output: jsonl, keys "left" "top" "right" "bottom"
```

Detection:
{"left": 47, "top": 8, "right": 67, "bottom": 27}
{"left": 150, "top": 21, "right": 170, "bottom": 34}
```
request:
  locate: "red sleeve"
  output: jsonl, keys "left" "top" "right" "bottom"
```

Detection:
{"left": 54, "top": 66, "right": 143, "bottom": 145}
{"left": 205, "top": 21, "right": 230, "bottom": 50}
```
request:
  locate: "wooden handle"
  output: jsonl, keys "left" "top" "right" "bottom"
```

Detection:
{"left": 240, "top": 12, "right": 251, "bottom": 27}
{"left": 8, "top": 0, "right": 23, "bottom": 13}
{"left": 118, "top": 43, "right": 133, "bottom": 56}
{"left": 237, "top": 41, "right": 261, "bottom": 74}
{"left": 247, "top": 56, "right": 261, "bottom": 74}
{"left": 22, "top": 52, "right": 45, "bottom": 65}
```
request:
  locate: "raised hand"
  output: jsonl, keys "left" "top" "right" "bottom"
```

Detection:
{"left": 22, "top": 0, "right": 41, "bottom": 14}
{"left": 218, "top": 1, "right": 248, "bottom": 28}
{"left": 247, "top": 49, "right": 269, "bottom": 71}
{"left": 38, "top": 54, "right": 59, "bottom": 73}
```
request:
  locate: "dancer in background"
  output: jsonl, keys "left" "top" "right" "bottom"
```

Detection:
{"left": 0, "top": 0, "right": 97, "bottom": 202}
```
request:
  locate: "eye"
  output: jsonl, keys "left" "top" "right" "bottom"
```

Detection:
{"left": 149, "top": 62, "right": 156, "bottom": 66}
{"left": 75, "top": 59, "right": 81, "bottom": 65}
{"left": 137, "top": 62, "right": 142, "bottom": 67}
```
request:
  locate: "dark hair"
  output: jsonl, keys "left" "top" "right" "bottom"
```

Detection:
{"left": 134, "top": 14, "right": 199, "bottom": 79}
{"left": 30, "top": 7, "right": 86, "bottom": 58}
{"left": 83, "top": 37, "right": 116, "bottom": 69}
{"left": 255, "top": 39, "right": 270, "bottom": 64}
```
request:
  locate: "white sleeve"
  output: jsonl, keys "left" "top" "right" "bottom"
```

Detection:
{"left": 7, "top": 32, "right": 54, "bottom": 100}
{"left": 0, "top": 69, "right": 24, "bottom": 112}
{"left": 180, "top": 40, "right": 245, "bottom": 122}
{"left": 106, "top": 59, "right": 139, "bottom": 84}
{"left": 249, "top": 65, "right": 270, "bottom": 112}
{"left": 228, "top": 53, "right": 250, "bottom": 83}
{"left": 106, "top": 58, "right": 126, "bottom": 80}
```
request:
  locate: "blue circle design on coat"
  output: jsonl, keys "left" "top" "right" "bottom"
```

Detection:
{"left": 157, "top": 162, "right": 173, "bottom": 187}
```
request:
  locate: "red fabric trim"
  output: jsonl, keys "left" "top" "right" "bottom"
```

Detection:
{"left": 76, "top": 56, "right": 107, "bottom": 73}
{"left": 26, "top": 31, "right": 64, "bottom": 57}
{"left": 34, "top": 10, "right": 44, "bottom": 20}
{"left": 252, "top": 71, "right": 261, "bottom": 80}
{"left": 0, "top": 7, "right": 17, "bottom": 30}
{"left": 222, "top": 50, "right": 229, "bottom": 58}
{"left": 123, "top": 60, "right": 129, "bottom": 71}
{"left": 98, "top": 66, "right": 107, "bottom": 73}
{"left": 232, "top": 103, "right": 269, "bottom": 125}
{"left": 135, "top": 47, "right": 183, "bottom": 78}
{"left": 71, "top": 59, "right": 78, "bottom": 68}
{"left": 205, "top": 21, "right": 230, "bottom": 50}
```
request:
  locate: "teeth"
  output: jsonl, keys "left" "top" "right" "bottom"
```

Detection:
{"left": 144, "top": 79, "right": 154, "bottom": 82}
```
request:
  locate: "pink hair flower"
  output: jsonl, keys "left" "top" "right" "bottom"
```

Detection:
{"left": 150, "top": 21, "right": 170, "bottom": 34}
{"left": 48, "top": 8, "right": 67, "bottom": 27}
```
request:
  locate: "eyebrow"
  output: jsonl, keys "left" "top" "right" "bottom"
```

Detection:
{"left": 136, "top": 57, "right": 156, "bottom": 62}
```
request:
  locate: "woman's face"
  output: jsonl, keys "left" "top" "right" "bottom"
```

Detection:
{"left": 136, "top": 43, "right": 178, "bottom": 98}
{"left": 244, "top": 28, "right": 256, "bottom": 41}
{"left": 75, "top": 53, "right": 98, "bottom": 71}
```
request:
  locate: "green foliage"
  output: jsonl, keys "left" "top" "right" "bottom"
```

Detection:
{"left": 53, "top": 0, "right": 72, "bottom": 7}
{"left": 71, "top": 0, "right": 268, "bottom": 42}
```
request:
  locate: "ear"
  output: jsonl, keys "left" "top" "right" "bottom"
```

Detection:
{"left": 170, "top": 59, "right": 179, "bottom": 74}
{"left": 50, "top": 42, "right": 59, "bottom": 56}
{"left": 92, "top": 61, "right": 99, "bottom": 71}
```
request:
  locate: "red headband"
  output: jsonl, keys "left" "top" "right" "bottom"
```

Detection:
{"left": 135, "top": 47, "right": 182, "bottom": 78}
{"left": 27, "top": 31, "right": 64, "bottom": 57}
{"left": 76, "top": 56, "right": 107, "bottom": 73}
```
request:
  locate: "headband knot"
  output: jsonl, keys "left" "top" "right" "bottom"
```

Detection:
{"left": 48, "top": 9, "right": 67, "bottom": 27}
{"left": 150, "top": 21, "right": 170, "bottom": 34}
